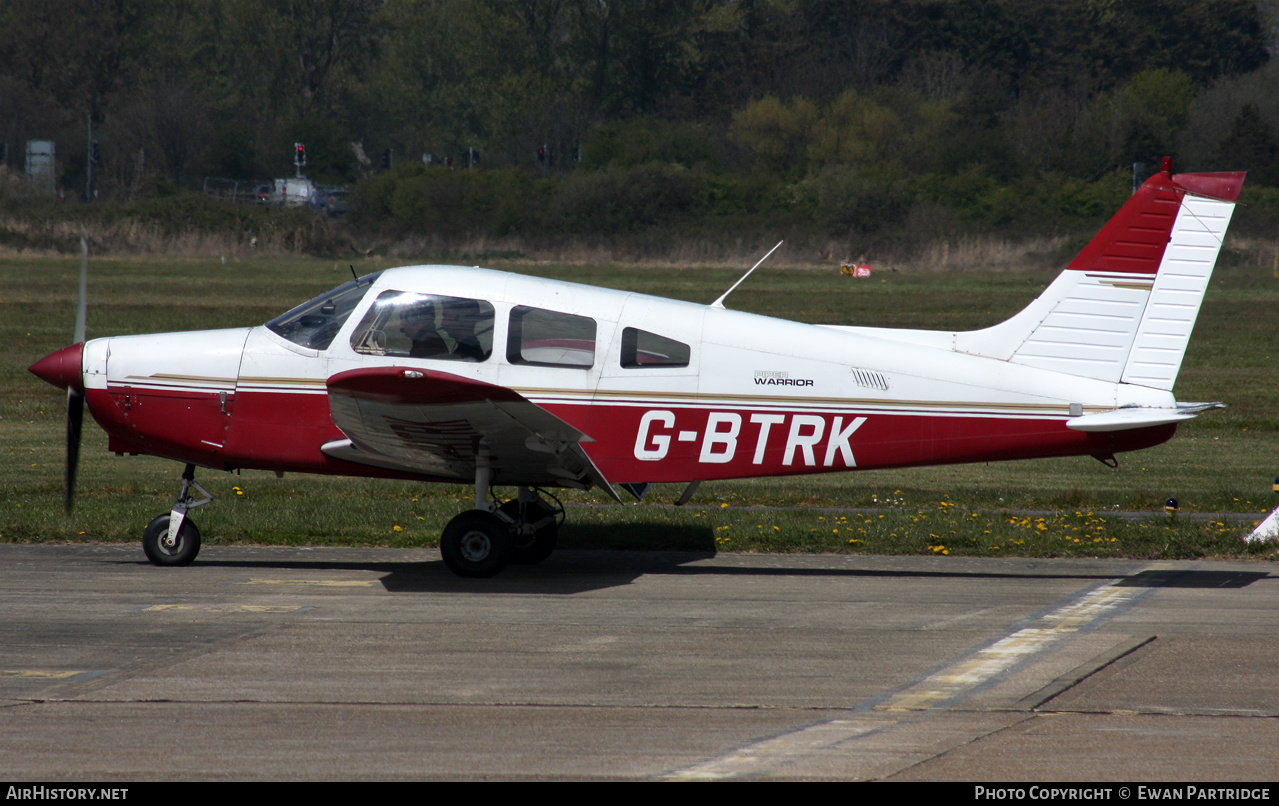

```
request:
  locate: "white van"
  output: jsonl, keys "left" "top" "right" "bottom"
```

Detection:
{"left": 270, "top": 177, "right": 315, "bottom": 207}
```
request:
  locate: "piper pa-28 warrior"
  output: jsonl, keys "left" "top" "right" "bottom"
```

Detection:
{"left": 30, "top": 160, "right": 1244, "bottom": 577}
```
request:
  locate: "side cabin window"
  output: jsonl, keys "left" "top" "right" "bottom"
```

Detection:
{"left": 266, "top": 272, "right": 382, "bottom": 351}
{"left": 620, "top": 327, "right": 690, "bottom": 368}
{"left": 507, "top": 306, "right": 596, "bottom": 368}
{"left": 350, "top": 290, "right": 495, "bottom": 362}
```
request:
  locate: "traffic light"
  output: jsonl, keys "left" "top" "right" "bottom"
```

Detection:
{"left": 294, "top": 142, "right": 306, "bottom": 167}
{"left": 537, "top": 146, "right": 546, "bottom": 163}
{"left": 89, "top": 140, "right": 100, "bottom": 165}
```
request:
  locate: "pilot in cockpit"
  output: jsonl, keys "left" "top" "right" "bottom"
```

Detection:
{"left": 437, "top": 298, "right": 486, "bottom": 361}
{"left": 400, "top": 298, "right": 487, "bottom": 361}
{"left": 400, "top": 300, "right": 448, "bottom": 358}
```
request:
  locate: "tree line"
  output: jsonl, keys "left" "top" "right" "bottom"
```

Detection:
{"left": 2, "top": 0, "right": 1277, "bottom": 246}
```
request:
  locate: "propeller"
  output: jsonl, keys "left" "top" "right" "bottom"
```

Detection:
{"left": 64, "top": 230, "right": 88, "bottom": 514}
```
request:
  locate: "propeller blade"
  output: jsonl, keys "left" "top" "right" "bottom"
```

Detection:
{"left": 65, "top": 227, "right": 89, "bottom": 513}
{"left": 65, "top": 388, "right": 84, "bottom": 514}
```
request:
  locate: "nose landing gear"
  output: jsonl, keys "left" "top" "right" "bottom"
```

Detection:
{"left": 142, "top": 464, "right": 212, "bottom": 566}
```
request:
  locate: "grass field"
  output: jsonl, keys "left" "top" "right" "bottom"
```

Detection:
{"left": 4, "top": 249, "right": 1279, "bottom": 561}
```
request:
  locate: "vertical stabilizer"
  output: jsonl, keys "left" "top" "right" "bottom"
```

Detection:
{"left": 954, "top": 167, "right": 1244, "bottom": 389}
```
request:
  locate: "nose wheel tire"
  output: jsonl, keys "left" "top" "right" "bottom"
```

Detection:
{"left": 440, "top": 510, "right": 512, "bottom": 578}
{"left": 142, "top": 514, "right": 202, "bottom": 566}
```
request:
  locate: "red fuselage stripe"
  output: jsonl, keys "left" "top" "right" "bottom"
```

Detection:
{"left": 88, "top": 387, "right": 1173, "bottom": 482}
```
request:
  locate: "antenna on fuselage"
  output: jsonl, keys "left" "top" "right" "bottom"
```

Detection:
{"left": 710, "top": 240, "right": 783, "bottom": 310}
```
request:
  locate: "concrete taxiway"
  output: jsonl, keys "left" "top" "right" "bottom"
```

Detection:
{"left": 1, "top": 544, "right": 1276, "bottom": 780}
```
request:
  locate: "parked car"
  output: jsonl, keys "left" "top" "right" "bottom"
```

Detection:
{"left": 309, "top": 187, "right": 349, "bottom": 217}
{"left": 322, "top": 189, "right": 349, "bottom": 218}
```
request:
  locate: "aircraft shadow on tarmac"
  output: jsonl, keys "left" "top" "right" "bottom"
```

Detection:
{"left": 1114, "top": 569, "right": 1270, "bottom": 589}
{"left": 110, "top": 550, "right": 1272, "bottom": 595}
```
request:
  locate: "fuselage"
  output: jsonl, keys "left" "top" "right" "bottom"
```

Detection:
{"left": 63, "top": 265, "right": 1175, "bottom": 487}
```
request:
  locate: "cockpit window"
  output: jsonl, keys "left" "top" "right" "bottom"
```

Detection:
{"left": 350, "top": 290, "right": 494, "bottom": 361}
{"left": 266, "top": 272, "right": 382, "bottom": 351}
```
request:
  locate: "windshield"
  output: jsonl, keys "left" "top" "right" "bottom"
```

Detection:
{"left": 266, "top": 272, "right": 383, "bottom": 351}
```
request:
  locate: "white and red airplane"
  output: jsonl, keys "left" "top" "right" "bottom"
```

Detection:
{"left": 30, "top": 161, "right": 1244, "bottom": 576}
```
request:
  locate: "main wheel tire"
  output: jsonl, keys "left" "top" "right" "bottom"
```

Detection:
{"left": 142, "top": 513, "right": 201, "bottom": 566}
{"left": 440, "top": 510, "right": 512, "bottom": 578}
{"left": 498, "top": 500, "right": 559, "bottom": 565}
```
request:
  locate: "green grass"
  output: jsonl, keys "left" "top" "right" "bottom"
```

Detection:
{"left": 4, "top": 252, "right": 1279, "bottom": 561}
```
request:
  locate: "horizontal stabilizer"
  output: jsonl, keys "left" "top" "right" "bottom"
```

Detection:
{"left": 1065, "top": 401, "right": 1222, "bottom": 432}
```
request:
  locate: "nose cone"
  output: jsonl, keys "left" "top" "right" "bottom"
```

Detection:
{"left": 29, "top": 343, "right": 85, "bottom": 393}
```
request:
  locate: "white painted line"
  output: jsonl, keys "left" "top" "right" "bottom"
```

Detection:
{"left": 877, "top": 582, "right": 1142, "bottom": 712}
{"left": 663, "top": 572, "right": 1155, "bottom": 780}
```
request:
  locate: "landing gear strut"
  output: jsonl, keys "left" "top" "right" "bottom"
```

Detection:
{"left": 142, "top": 464, "right": 212, "bottom": 566}
{"left": 438, "top": 454, "right": 563, "bottom": 577}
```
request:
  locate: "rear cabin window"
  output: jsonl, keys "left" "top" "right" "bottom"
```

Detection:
{"left": 620, "top": 327, "right": 690, "bottom": 368}
{"left": 507, "top": 306, "right": 596, "bottom": 368}
{"left": 350, "top": 290, "right": 494, "bottom": 362}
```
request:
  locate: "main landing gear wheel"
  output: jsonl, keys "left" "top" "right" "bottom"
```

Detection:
{"left": 440, "top": 510, "right": 512, "bottom": 578}
{"left": 499, "top": 499, "right": 559, "bottom": 565}
{"left": 142, "top": 513, "right": 202, "bottom": 566}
